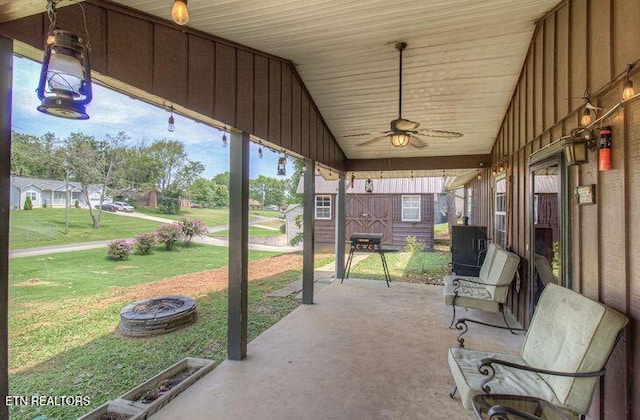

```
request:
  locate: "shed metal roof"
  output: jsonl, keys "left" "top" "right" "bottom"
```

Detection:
{"left": 297, "top": 174, "right": 444, "bottom": 194}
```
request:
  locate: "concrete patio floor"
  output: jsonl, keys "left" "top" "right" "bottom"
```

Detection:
{"left": 150, "top": 278, "right": 524, "bottom": 420}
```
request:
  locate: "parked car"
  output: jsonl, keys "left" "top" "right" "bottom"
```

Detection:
{"left": 113, "top": 201, "right": 135, "bottom": 212}
{"left": 264, "top": 205, "right": 280, "bottom": 211}
{"left": 95, "top": 203, "right": 117, "bottom": 212}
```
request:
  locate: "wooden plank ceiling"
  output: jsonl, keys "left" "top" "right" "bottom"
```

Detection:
{"left": 0, "top": 0, "right": 561, "bottom": 167}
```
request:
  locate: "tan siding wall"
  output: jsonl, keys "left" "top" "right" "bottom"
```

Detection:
{"left": 0, "top": 2, "right": 346, "bottom": 171}
{"left": 477, "top": 0, "right": 640, "bottom": 417}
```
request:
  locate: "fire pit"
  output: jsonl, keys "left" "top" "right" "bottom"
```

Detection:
{"left": 119, "top": 296, "right": 197, "bottom": 337}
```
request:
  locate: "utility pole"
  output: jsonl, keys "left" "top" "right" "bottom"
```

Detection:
{"left": 64, "top": 160, "right": 69, "bottom": 234}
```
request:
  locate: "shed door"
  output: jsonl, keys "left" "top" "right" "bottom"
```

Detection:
{"left": 346, "top": 195, "right": 392, "bottom": 244}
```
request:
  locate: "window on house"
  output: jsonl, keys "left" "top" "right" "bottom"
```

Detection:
{"left": 26, "top": 192, "right": 37, "bottom": 201}
{"left": 494, "top": 177, "right": 507, "bottom": 248}
{"left": 402, "top": 195, "right": 421, "bottom": 222}
{"left": 315, "top": 195, "right": 331, "bottom": 220}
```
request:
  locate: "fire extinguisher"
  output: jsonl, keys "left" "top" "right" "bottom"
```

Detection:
{"left": 598, "top": 126, "right": 612, "bottom": 171}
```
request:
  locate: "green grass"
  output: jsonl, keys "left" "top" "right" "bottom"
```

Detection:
{"left": 9, "top": 208, "right": 162, "bottom": 250}
{"left": 8, "top": 272, "right": 300, "bottom": 420}
{"left": 249, "top": 209, "right": 282, "bottom": 218}
{"left": 348, "top": 250, "right": 451, "bottom": 284}
{"left": 136, "top": 206, "right": 231, "bottom": 226}
{"left": 212, "top": 226, "right": 282, "bottom": 237}
{"left": 9, "top": 244, "right": 279, "bottom": 302}
{"left": 434, "top": 222, "right": 449, "bottom": 234}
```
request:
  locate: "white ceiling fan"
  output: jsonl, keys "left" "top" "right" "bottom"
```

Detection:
{"left": 347, "top": 42, "right": 463, "bottom": 149}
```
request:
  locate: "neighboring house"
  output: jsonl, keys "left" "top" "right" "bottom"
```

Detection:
{"left": 283, "top": 204, "right": 303, "bottom": 245}
{"left": 10, "top": 175, "right": 108, "bottom": 210}
{"left": 297, "top": 175, "right": 444, "bottom": 249}
{"left": 248, "top": 199, "right": 262, "bottom": 209}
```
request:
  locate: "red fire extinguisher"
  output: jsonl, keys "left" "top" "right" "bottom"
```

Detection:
{"left": 598, "top": 126, "right": 612, "bottom": 171}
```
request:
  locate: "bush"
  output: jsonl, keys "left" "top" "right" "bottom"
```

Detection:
{"left": 279, "top": 223, "right": 286, "bottom": 234}
{"left": 134, "top": 232, "right": 157, "bottom": 255}
{"left": 107, "top": 239, "right": 133, "bottom": 260}
{"left": 158, "top": 197, "right": 180, "bottom": 215}
{"left": 23, "top": 196, "right": 33, "bottom": 210}
{"left": 42, "top": 200, "right": 47, "bottom": 209}
{"left": 178, "top": 217, "right": 208, "bottom": 245}
{"left": 405, "top": 235, "right": 425, "bottom": 253}
{"left": 156, "top": 223, "right": 183, "bottom": 250}
{"left": 74, "top": 199, "right": 80, "bottom": 209}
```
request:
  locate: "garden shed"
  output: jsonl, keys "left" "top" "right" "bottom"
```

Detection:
{"left": 298, "top": 175, "right": 443, "bottom": 249}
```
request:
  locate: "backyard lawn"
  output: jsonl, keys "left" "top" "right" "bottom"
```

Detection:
{"left": 211, "top": 225, "right": 282, "bottom": 237}
{"left": 9, "top": 208, "right": 162, "bottom": 250}
{"left": 8, "top": 245, "right": 331, "bottom": 420}
{"left": 348, "top": 250, "right": 451, "bottom": 284}
{"left": 136, "top": 207, "right": 280, "bottom": 226}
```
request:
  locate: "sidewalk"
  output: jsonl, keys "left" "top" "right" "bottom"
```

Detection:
{"left": 10, "top": 213, "right": 298, "bottom": 258}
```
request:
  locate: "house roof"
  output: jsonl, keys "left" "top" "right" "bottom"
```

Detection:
{"left": 11, "top": 176, "right": 83, "bottom": 192}
{"left": 297, "top": 174, "right": 444, "bottom": 195}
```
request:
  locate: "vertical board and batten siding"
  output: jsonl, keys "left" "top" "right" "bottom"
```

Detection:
{"left": 477, "top": 0, "right": 640, "bottom": 418}
{"left": 0, "top": 1, "right": 346, "bottom": 171}
{"left": 314, "top": 194, "right": 435, "bottom": 249}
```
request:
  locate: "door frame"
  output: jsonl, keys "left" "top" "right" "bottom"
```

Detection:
{"left": 528, "top": 153, "right": 569, "bottom": 317}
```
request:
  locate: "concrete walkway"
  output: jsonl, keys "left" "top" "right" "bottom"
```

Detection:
{"left": 150, "top": 280, "right": 523, "bottom": 420}
{"left": 10, "top": 212, "right": 300, "bottom": 258}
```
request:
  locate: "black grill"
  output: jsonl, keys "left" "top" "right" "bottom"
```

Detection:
{"left": 349, "top": 233, "right": 383, "bottom": 250}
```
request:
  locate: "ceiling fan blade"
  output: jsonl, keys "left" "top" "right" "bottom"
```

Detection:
{"left": 357, "top": 135, "right": 390, "bottom": 147}
{"left": 408, "top": 135, "right": 427, "bottom": 149}
{"left": 416, "top": 128, "right": 464, "bottom": 139}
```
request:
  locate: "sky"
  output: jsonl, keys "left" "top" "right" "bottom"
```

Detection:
{"left": 10, "top": 55, "right": 288, "bottom": 180}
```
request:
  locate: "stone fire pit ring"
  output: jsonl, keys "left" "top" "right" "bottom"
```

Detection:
{"left": 119, "top": 295, "right": 197, "bottom": 337}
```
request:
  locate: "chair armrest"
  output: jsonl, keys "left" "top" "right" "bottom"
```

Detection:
{"left": 451, "top": 277, "right": 511, "bottom": 288}
{"left": 454, "top": 318, "right": 525, "bottom": 347}
{"left": 478, "top": 357, "right": 606, "bottom": 393}
{"left": 487, "top": 405, "right": 543, "bottom": 420}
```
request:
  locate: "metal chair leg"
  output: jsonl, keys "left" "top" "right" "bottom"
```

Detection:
{"left": 449, "top": 385, "right": 458, "bottom": 399}
{"left": 499, "top": 304, "right": 516, "bottom": 334}
{"left": 449, "top": 305, "right": 456, "bottom": 329}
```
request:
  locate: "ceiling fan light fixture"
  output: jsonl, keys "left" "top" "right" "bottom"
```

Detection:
{"left": 391, "top": 132, "right": 410, "bottom": 147}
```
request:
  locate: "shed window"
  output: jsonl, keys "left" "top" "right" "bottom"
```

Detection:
{"left": 402, "top": 195, "right": 421, "bottom": 221}
{"left": 315, "top": 195, "right": 331, "bottom": 220}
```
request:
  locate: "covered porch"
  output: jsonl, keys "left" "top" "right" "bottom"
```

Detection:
{"left": 151, "top": 279, "right": 522, "bottom": 420}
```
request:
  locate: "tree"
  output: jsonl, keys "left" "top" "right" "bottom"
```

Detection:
{"left": 65, "top": 132, "right": 124, "bottom": 228}
{"left": 148, "top": 139, "right": 188, "bottom": 193}
{"left": 212, "top": 171, "right": 230, "bottom": 187}
{"left": 286, "top": 158, "right": 304, "bottom": 204}
{"left": 10, "top": 131, "right": 65, "bottom": 179}
{"left": 250, "top": 175, "right": 287, "bottom": 207}
{"left": 187, "top": 178, "right": 229, "bottom": 207}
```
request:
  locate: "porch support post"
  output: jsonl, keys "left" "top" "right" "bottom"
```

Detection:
{"left": 334, "top": 172, "right": 346, "bottom": 279}
{"left": 227, "top": 131, "right": 249, "bottom": 361}
{"left": 0, "top": 35, "right": 12, "bottom": 420}
{"left": 302, "top": 160, "right": 315, "bottom": 304}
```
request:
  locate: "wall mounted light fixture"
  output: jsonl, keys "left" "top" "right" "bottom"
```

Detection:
{"left": 364, "top": 178, "right": 374, "bottom": 193}
{"left": 171, "top": 0, "right": 189, "bottom": 25}
{"left": 37, "top": 0, "right": 93, "bottom": 119}
{"left": 565, "top": 129, "right": 593, "bottom": 166}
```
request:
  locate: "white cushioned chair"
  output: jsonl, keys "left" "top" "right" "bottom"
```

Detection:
{"left": 443, "top": 246, "right": 520, "bottom": 328}
{"left": 448, "top": 283, "right": 629, "bottom": 419}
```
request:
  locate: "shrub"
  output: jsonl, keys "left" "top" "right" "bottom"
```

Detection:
{"left": 158, "top": 197, "right": 180, "bottom": 215}
{"left": 42, "top": 200, "right": 47, "bottom": 209}
{"left": 405, "top": 235, "right": 425, "bottom": 253}
{"left": 23, "top": 196, "right": 33, "bottom": 210}
{"left": 156, "top": 223, "right": 183, "bottom": 250}
{"left": 178, "top": 217, "right": 208, "bottom": 245}
{"left": 74, "top": 199, "right": 80, "bottom": 209}
{"left": 279, "top": 223, "right": 286, "bottom": 234}
{"left": 107, "top": 239, "right": 133, "bottom": 260}
{"left": 134, "top": 232, "right": 157, "bottom": 255}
